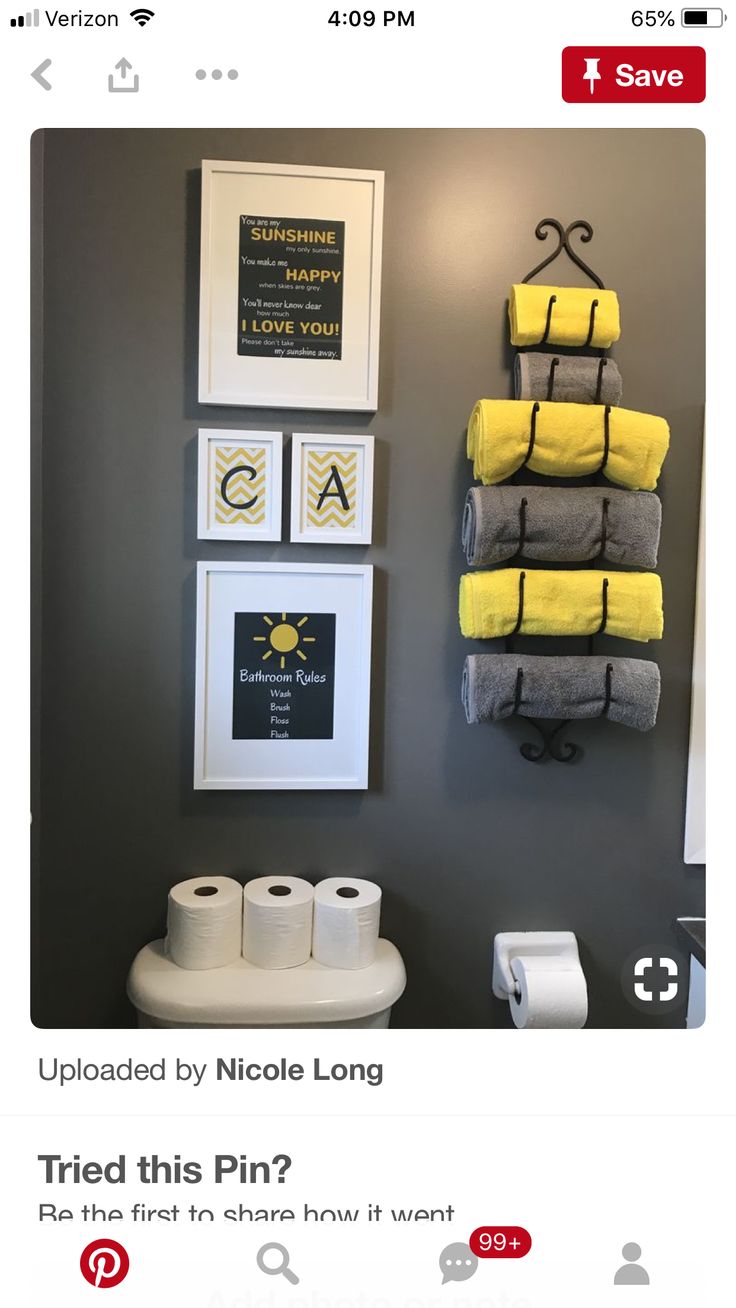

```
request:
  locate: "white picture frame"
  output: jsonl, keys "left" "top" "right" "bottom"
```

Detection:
{"left": 197, "top": 429, "right": 283, "bottom": 541}
{"left": 290, "top": 433, "right": 374, "bottom": 545}
{"left": 194, "top": 562, "right": 373, "bottom": 790}
{"left": 198, "top": 159, "right": 384, "bottom": 412}
{"left": 684, "top": 467, "right": 705, "bottom": 864}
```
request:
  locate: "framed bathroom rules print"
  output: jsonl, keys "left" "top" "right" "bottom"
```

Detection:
{"left": 194, "top": 562, "right": 373, "bottom": 790}
{"left": 198, "top": 160, "right": 384, "bottom": 411}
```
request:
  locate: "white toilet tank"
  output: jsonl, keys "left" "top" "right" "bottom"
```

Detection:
{"left": 127, "top": 938, "right": 406, "bottom": 1029}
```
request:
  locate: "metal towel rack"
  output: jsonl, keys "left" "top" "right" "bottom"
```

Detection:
{"left": 506, "top": 217, "right": 614, "bottom": 762}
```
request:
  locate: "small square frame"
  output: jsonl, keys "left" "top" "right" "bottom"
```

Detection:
{"left": 197, "top": 428, "right": 283, "bottom": 541}
{"left": 290, "top": 433, "right": 374, "bottom": 545}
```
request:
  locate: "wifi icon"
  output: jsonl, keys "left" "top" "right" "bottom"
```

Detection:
{"left": 130, "top": 7, "right": 154, "bottom": 25}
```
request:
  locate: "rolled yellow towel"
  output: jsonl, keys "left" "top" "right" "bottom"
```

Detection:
{"left": 459, "top": 569, "right": 663, "bottom": 642}
{"left": 509, "top": 283, "right": 621, "bottom": 348}
{"left": 467, "top": 399, "right": 669, "bottom": 492}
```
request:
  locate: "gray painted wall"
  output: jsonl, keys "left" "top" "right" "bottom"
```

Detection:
{"left": 32, "top": 129, "right": 705, "bottom": 1028}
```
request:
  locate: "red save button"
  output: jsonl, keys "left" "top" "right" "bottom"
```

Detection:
{"left": 562, "top": 46, "right": 705, "bottom": 102}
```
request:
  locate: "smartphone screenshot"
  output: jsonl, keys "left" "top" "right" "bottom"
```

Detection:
{"left": 1, "top": 1, "right": 728, "bottom": 1303}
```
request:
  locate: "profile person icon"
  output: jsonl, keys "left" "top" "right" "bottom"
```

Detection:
{"left": 614, "top": 1243, "right": 650, "bottom": 1285}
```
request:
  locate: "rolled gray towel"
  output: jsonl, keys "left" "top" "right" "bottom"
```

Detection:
{"left": 462, "top": 485, "right": 661, "bottom": 568}
{"left": 462, "top": 655, "right": 660, "bottom": 731}
{"left": 514, "top": 352, "right": 623, "bottom": 405}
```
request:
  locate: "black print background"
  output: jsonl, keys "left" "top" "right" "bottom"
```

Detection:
{"left": 237, "top": 215, "right": 345, "bottom": 360}
{"left": 232, "top": 612, "right": 337, "bottom": 741}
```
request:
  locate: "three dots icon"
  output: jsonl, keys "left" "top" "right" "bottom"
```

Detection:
{"left": 195, "top": 68, "right": 239, "bottom": 81}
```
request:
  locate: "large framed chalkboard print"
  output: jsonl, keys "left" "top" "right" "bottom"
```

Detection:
{"left": 198, "top": 160, "right": 384, "bottom": 412}
{"left": 194, "top": 562, "right": 373, "bottom": 790}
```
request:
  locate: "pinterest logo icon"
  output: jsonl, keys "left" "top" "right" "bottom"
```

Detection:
{"left": 80, "top": 1239, "right": 130, "bottom": 1289}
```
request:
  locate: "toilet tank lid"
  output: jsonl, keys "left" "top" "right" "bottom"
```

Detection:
{"left": 127, "top": 939, "right": 406, "bottom": 1026}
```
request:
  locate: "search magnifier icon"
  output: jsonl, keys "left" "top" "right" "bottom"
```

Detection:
{"left": 256, "top": 1242, "right": 300, "bottom": 1286}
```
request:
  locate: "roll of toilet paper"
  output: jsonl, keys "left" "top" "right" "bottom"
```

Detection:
{"left": 166, "top": 876, "right": 243, "bottom": 971}
{"left": 242, "top": 876, "right": 314, "bottom": 969}
{"left": 509, "top": 956, "right": 588, "bottom": 1029}
{"left": 312, "top": 878, "right": 382, "bottom": 970}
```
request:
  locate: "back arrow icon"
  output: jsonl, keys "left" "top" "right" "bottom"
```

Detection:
{"left": 31, "top": 59, "right": 52, "bottom": 90}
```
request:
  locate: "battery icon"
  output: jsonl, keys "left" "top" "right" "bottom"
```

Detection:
{"left": 681, "top": 7, "right": 724, "bottom": 23}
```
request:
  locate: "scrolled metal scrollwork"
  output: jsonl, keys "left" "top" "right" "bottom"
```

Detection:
{"left": 521, "top": 218, "right": 605, "bottom": 289}
{"left": 518, "top": 718, "right": 579, "bottom": 765}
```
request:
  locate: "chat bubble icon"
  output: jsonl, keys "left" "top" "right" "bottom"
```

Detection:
{"left": 439, "top": 1241, "right": 478, "bottom": 1285}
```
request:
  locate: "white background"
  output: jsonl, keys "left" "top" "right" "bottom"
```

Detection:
{"left": 3, "top": 1112, "right": 726, "bottom": 1306}
{"left": 0, "top": 1, "right": 729, "bottom": 1304}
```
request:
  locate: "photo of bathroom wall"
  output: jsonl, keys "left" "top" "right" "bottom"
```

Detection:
{"left": 31, "top": 128, "right": 705, "bottom": 1029}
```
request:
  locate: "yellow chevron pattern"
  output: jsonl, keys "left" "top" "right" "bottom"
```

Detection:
{"left": 213, "top": 445, "right": 267, "bottom": 526}
{"left": 305, "top": 448, "right": 358, "bottom": 531}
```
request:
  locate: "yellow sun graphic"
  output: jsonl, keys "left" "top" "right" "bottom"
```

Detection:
{"left": 252, "top": 613, "right": 316, "bottom": 670}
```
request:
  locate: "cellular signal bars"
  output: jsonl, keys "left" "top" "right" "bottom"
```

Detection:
{"left": 10, "top": 9, "right": 40, "bottom": 25}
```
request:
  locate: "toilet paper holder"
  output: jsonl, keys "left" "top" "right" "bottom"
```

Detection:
{"left": 492, "top": 931, "right": 583, "bottom": 999}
